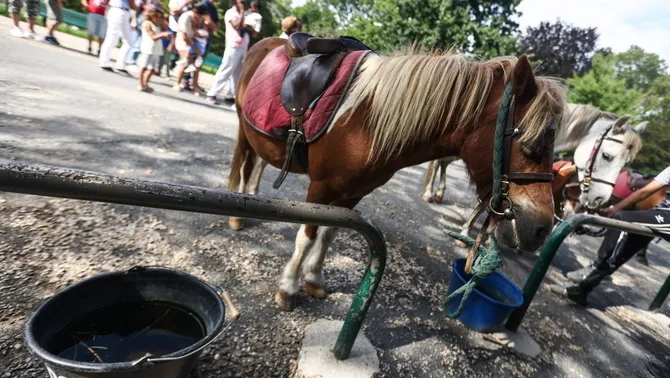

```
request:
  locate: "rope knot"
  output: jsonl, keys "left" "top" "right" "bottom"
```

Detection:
{"left": 442, "top": 230, "right": 503, "bottom": 319}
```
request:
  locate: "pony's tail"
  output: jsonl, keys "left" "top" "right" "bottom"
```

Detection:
{"left": 228, "top": 126, "right": 250, "bottom": 193}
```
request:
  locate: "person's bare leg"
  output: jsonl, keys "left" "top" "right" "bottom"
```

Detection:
{"left": 138, "top": 67, "right": 147, "bottom": 88}
{"left": 11, "top": 13, "right": 21, "bottom": 28}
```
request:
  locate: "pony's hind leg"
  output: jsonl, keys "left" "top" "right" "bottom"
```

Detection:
{"left": 247, "top": 159, "right": 267, "bottom": 196}
{"left": 422, "top": 160, "right": 438, "bottom": 202}
{"left": 435, "top": 159, "right": 449, "bottom": 203}
{"left": 227, "top": 126, "right": 257, "bottom": 231}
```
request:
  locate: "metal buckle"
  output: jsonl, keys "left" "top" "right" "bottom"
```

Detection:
{"left": 501, "top": 175, "right": 510, "bottom": 196}
{"left": 487, "top": 195, "right": 514, "bottom": 219}
{"left": 580, "top": 176, "right": 591, "bottom": 192}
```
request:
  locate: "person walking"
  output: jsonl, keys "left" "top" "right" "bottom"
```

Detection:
{"left": 551, "top": 164, "right": 670, "bottom": 305}
{"left": 44, "top": 0, "right": 63, "bottom": 45}
{"left": 82, "top": 0, "right": 108, "bottom": 55}
{"left": 99, "top": 0, "right": 139, "bottom": 73}
{"left": 205, "top": 0, "right": 249, "bottom": 108}
{"left": 8, "top": 0, "right": 39, "bottom": 39}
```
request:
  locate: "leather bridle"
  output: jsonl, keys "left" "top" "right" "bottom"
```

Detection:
{"left": 577, "top": 126, "right": 623, "bottom": 193}
{"left": 480, "top": 91, "right": 556, "bottom": 220}
{"left": 461, "top": 82, "right": 556, "bottom": 273}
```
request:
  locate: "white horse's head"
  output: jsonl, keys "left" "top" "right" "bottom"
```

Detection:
{"left": 573, "top": 116, "right": 645, "bottom": 209}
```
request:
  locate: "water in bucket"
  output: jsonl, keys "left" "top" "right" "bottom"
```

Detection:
{"left": 49, "top": 301, "right": 205, "bottom": 363}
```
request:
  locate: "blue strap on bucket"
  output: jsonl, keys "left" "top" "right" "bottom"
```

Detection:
{"left": 442, "top": 230, "right": 503, "bottom": 319}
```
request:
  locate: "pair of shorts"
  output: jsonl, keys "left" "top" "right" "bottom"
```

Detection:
{"left": 137, "top": 54, "right": 161, "bottom": 70}
{"left": 46, "top": 0, "right": 62, "bottom": 23}
{"left": 87, "top": 13, "right": 107, "bottom": 39}
{"left": 9, "top": 0, "right": 40, "bottom": 19}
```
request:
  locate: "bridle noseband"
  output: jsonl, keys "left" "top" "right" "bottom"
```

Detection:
{"left": 577, "top": 125, "right": 624, "bottom": 193}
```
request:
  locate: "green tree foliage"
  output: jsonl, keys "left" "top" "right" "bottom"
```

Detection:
{"left": 318, "top": 0, "right": 521, "bottom": 57}
{"left": 567, "top": 53, "right": 642, "bottom": 116}
{"left": 615, "top": 45, "right": 668, "bottom": 93}
{"left": 294, "top": 0, "right": 338, "bottom": 37}
{"left": 518, "top": 20, "right": 598, "bottom": 78}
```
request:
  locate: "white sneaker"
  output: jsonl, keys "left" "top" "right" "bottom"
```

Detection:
{"left": 10, "top": 27, "right": 26, "bottom": 38}
{"left": 229, "top": 103, "right": 237, "bottom": 112}
{"left": 24, "top": 31, "right": 37, "bottom": 39}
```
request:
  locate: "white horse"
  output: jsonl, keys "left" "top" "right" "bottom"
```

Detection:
{"left": 423, "top": 103, "right": 646, "bottom": 248}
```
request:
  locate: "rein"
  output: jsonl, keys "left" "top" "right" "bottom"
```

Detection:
{"left": 463, "top": 82, "right": 555, "bottom": 273}
{"left": 577, "top": 125, "right": 623, "bottom": 192}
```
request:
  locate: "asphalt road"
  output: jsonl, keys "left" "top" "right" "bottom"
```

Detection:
{"left": 1, "top": 19, "right": 669, "bottom": 378}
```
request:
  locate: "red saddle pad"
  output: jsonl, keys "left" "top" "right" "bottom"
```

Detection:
{"left": 243, "top": 46, "right": 370, "bottom": 142}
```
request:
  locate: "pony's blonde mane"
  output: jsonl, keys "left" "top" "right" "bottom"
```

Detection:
{"left": 564, "top": 103, "right": 642, "bottom": 158}
{"left": 336, "top": 49, "right": 566, "bottom": 161}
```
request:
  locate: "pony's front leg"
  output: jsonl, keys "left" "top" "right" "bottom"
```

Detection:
{"left": 302, "top": 226, "right": 339, "bottom": 299}
{"left": 301, "top": 197, "right": 359, "bottom": 299}
{"left": 275, "top": 224, "right": 317, "bottom": 311}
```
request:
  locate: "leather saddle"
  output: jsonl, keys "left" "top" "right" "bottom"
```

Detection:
{"left": 281, "top": 32, "right": 371, "bottom": 116}
{"left": 272, "top": 32, "right": 372, "bottom": 189}
{"left": 626, "top": 170, "right": 653, "bottom": 191}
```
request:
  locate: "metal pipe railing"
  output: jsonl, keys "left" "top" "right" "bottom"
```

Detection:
{"left": 0, "top": 159, "right": 387, "bottom": 360}
{"left": 506, "top": 213, "right": 667, "bottom": 331}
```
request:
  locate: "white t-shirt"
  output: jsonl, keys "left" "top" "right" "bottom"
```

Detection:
{"left": 653, "top": 166, "right": 670, "bottom": 209}
{"left": 175, "top": 10, "right": 195, "bottom": 51}
{"left": 140, "top": 21, "right": 164, "bottom": 55}
{"left": 245, "top": 11, "right": 262, "bottom": 33}
{"left": 224, "top": 7, "right": 249, "bottom": 49}
{"left": 168, "top": 0, "right": 189, "bottom": 31}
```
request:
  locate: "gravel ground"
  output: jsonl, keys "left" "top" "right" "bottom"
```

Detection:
{"left": 1, "top": 19, "right": 669, "bottom": 378}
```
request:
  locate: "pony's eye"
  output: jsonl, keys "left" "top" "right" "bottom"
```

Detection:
{"left": 602, "top": 152, "right": 613, "bottom": 161}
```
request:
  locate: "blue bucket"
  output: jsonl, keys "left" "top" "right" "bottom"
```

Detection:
{"left": 444, "top": 259, "right": 524, "bottom": 332}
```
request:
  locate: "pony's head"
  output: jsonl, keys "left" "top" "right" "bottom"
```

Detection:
{"left": 462, "top": 55, "right": 566, "bottom": 251}
{"left": 338, "top": 51, "right": 565, "bottom": 251}
{"left": 573, "top": 116, "right": 644, "bottom": 209}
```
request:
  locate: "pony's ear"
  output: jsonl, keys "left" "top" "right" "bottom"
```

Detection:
{"left": 612, "top": 115, "right": 631, "bottom": 134}
{"left": 633, "top": 121, "right": 648, "bottom": 134}
{"left": 512, "top": 55, "right": 538, "bottom": 103}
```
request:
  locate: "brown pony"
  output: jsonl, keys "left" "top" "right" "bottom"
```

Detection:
{"left": 227, "top": 38, "right": 566, "bottom": 311}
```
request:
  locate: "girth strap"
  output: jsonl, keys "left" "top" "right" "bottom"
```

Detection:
{"left": 272, "top": 116, "right": 308, "bottom": 189}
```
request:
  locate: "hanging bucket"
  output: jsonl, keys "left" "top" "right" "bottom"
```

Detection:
{"left": 445, "top": 259, "right": 523, "bottom": 332}
{"left": 25, "top": 266, "right": 238, "bottom": 378}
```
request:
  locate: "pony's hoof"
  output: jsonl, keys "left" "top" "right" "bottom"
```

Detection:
{"left": 229, "top": 217, "right": 245, "bottom": 231}
{"left": 305, "top": 282, "right": 327, "bottom": 299}
{"left": 454, "top": 239, "right": 468, "bottom": 248}
{"left": 435, "top": 195, "right": 443, "bottom": 203}
{"left": 274, "top": 290, "right": 297, "bottom": 311}
{"left": 422, "top": 194, "right": 433, "bottom": 203}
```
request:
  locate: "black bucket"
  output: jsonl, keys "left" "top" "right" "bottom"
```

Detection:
{"left": 25, "top": 266, "right": 233, "bottom": 378}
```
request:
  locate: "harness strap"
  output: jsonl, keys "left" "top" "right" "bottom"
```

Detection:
{"left": 272, "top": 116, "right": 308, "bottom": 189}
{"left": 580, "top": 126, "right": 624, "bottom": 192}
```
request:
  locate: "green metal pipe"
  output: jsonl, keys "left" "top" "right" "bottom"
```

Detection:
{"left": 649, "top": 273, "right": 670, "bottom": 312}
{"left": 0, "top": 159, "right": 387, "bottom": 361}
{"left": 333, "top": 238, "right": 386, "bottom": 360}
{"left": 506, "top": 214, "right": 662, "bottom": 331}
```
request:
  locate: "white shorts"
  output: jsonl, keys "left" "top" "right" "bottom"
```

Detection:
{"left": 137, "top": 53, "right": 160, "bottom": 69}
